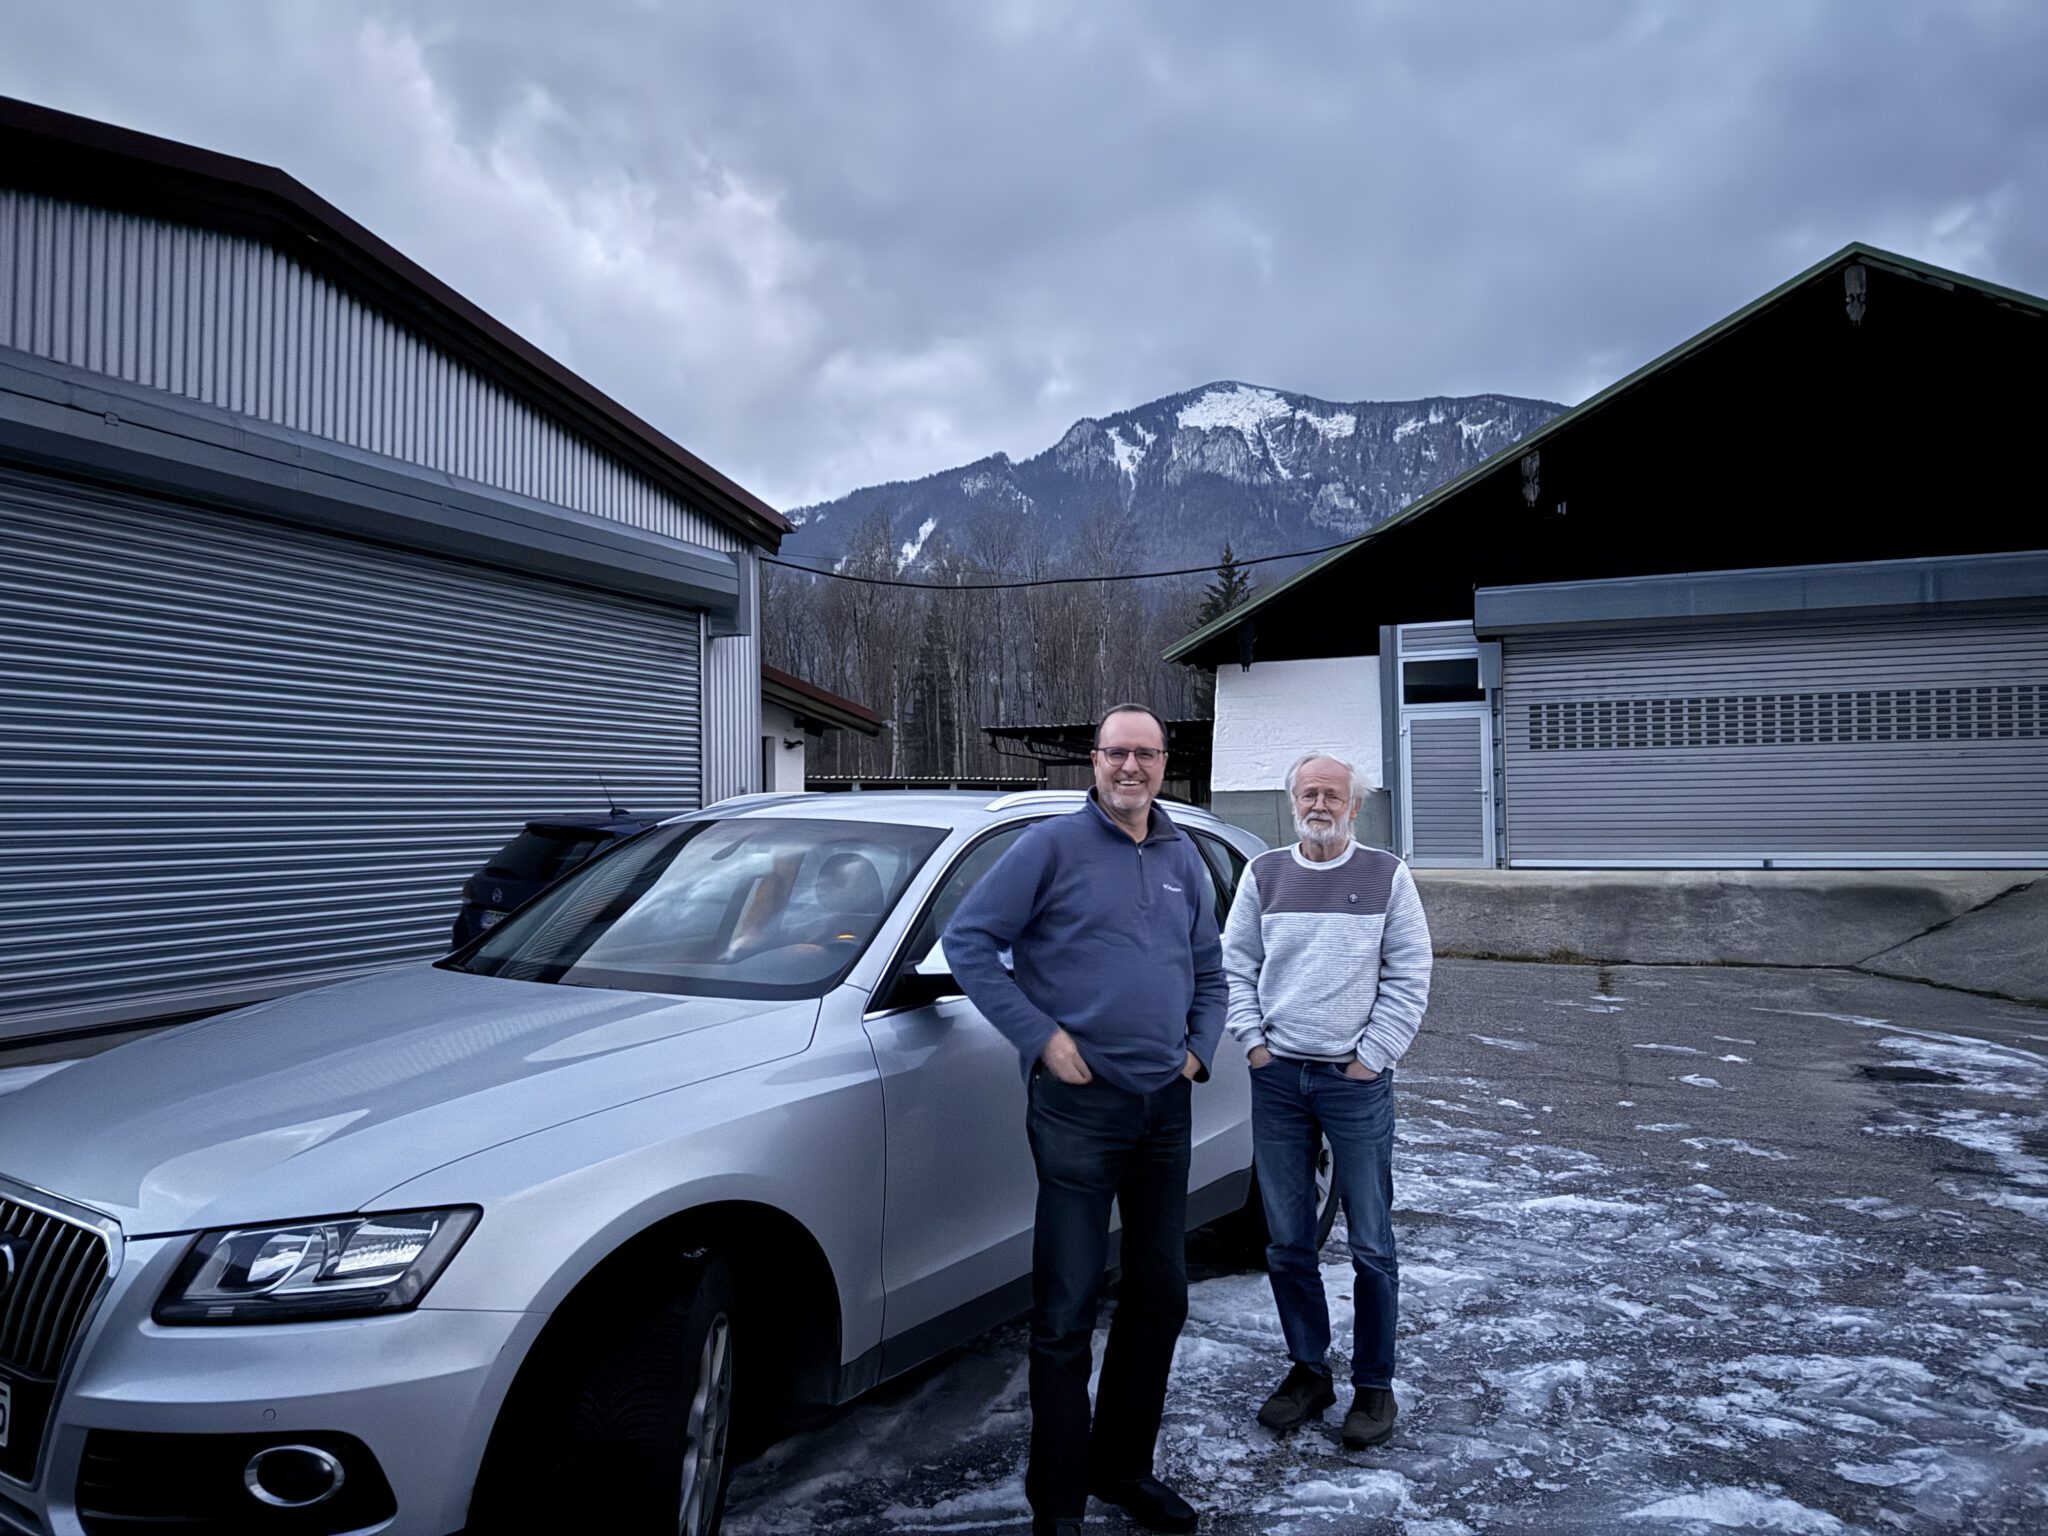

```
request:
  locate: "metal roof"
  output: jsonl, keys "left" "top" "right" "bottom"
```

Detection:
{"left": 0, "top": 95, "right": 791, "bottom": 548}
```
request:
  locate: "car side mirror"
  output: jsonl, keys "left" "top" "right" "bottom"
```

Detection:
{"left": 885, "top": 968, "right": 962, "bottom": 1011}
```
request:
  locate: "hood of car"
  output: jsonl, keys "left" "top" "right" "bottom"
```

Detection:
{"left": 0, "top": 965, "right": 819, "bottom": 1235}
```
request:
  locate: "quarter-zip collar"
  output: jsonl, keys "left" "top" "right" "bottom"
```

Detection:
{"left": 1084, "top": 788, "right": 1177, "bottom": 846}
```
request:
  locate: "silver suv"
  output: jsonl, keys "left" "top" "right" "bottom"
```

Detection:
{"left": 0, "top": 792, "right": 1312, "bottom": 1536}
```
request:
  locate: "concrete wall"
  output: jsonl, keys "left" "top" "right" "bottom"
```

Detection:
{"left": 1212, "top": 656, "right": 1389, "bottom": 850}
{"left": 761, "top": 701, "right": 809, "bottom": 792}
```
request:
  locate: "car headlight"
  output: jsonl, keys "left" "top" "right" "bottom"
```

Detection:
{"left": 154, "top": 1208, "right": 480, "bottom": 1324}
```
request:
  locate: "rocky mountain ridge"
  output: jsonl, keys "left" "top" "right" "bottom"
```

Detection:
{"left": 784, "top": 381, "right": 1563, "bottom": 573}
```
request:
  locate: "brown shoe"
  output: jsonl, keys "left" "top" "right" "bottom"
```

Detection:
{"left": 1342, "top": 1387, "right": 1398, "bottom": 1449}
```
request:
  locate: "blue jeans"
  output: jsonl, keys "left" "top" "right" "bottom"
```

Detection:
{"left": 1023, "top": 1066, "right": 1192, "bottom": 1518}
{"left": 1250, "top": 1057, "right": 1397, "bottom": 1389}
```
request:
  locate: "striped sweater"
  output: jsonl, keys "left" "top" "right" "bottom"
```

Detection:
{"left": 1221, "top": 841, "right": 1433, "bottom": 1073}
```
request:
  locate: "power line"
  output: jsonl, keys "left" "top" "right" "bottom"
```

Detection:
{"left": 760, "top": 537, "right": 1353, "bottom": 591}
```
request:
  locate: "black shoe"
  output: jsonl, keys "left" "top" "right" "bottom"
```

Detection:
{"left": 1032, "top": 1518, "right": 1085, "bottom": 1536}
{"left": 1090, "top": 1473, "right": 1199, "bottom": 1533}
{"left": 1256, "top": 1362, "right": 1337, "bottom": 1431}
{"left": 1342, "top": 1386, "right": 1398, "bottom": 1449}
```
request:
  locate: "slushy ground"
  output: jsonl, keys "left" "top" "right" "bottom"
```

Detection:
{"left": 727, "top": 959, "right": 2048, "bottom": 1536}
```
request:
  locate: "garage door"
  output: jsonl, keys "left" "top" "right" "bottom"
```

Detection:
{"left": 0, "top": 469, "right": 704, "bottom": 1038}
{"left": 1502, "top": 609, "right": 2048, "bottom": 866}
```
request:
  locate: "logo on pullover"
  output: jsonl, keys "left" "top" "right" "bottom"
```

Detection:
{"left": 1162, "top": 882, "right": 1183, "bottom": 894}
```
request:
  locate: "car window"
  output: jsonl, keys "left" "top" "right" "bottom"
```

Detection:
{"left": 901, "top": 821, "right": 1040, "bottom": 978}
{"left": 446, "top": 817, "right": 947, "bottom": 1000}
{"left": 1191, "top": 831, "right": 1248, "bottom": 927}
{"left": 484, "top": 828, "right": 607, "bottom": 884}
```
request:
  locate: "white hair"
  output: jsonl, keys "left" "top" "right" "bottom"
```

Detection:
{"left": 1284, "top": 751, "right": 1358, "bottom": 799}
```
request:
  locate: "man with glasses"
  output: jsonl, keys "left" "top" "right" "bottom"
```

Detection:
{"left": 946, "top": 703, "right": 1225, "bottom": 1536}
{"left": 1221, "top": 752, "right": 1432, "bottom": 1452}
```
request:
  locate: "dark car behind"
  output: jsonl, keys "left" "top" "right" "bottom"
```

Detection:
{"left": 450, "top": 810, "right": 674, "bottom": 947}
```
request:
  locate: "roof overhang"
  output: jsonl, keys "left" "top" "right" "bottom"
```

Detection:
{"left": 1475, "top": 550, "right": 2048, "bottom": 637}
{"left": 761, "top": 665, "right": 884, "bottom": 737}
{"left": 0, "top": 95, "right": 791, "bottom": 549}
{"left": 0, "top": 350, "right": 743, "bottom": 610}
{"left": 1166, "top": 242, "right": 2048, "bottom": 669}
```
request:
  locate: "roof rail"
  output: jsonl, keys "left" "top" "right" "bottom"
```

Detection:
{"left": 983, "top": 789, "right": 1085, "bottom": 812}
{"left": 703, "top": 791, "right": 818, "bottom": 811}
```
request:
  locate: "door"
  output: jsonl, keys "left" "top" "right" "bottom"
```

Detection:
{"left": 1402, "top": 705, "right": 1496, "bottom": 867}
{"left": 862, "top": 821, "right": 1046, "bottom": 1353}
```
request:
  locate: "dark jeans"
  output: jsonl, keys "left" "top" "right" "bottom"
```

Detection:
{"left": 1023, "top": 1066, "right": 1193, "bottom": 1520}
{"left": 1251, "top": 1057, "right": 1397, "bottom": 1389}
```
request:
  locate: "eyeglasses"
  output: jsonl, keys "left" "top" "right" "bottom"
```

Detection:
{"left": 1094, "top": 747, "right": 1164, "bottom": 765}
{"left": 1293, "top": 788, "right": 1351, "bottom": 807}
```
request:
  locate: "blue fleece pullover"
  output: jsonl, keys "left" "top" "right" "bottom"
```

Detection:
{"left": 944, "top": 793, "right": 1227, "bottom": 1094}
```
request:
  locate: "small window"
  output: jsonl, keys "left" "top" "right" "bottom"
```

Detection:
{"left": 1403, "top": 656, "right": 1483, "bottom": 705}
{"left": 484, "top": 829, "right": 607, "bottom": 883}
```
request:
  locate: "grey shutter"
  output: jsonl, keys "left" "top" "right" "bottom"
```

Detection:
{"left": 1405, "top": 712, "right": 1490, "bottom": 865}
{"left": 1501, "top": 609, "right": 2048, "bottom": 866}
{"left": 0, "top": 469, "right": 704, "bottom": 1038}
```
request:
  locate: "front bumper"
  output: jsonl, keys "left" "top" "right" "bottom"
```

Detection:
{"left": 3, "top": 1233, "right": 541, "bottom": 1536}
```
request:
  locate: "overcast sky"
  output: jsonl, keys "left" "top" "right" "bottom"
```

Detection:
{"left": 5, "top": 1, "right": 2044, "bottom": 511}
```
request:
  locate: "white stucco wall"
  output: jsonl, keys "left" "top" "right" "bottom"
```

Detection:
{"left": 761, "top": 701, "right": 809, "bottom": 792}
{"left": 1213, "top": 657, "right": 1382, "bottom": 794}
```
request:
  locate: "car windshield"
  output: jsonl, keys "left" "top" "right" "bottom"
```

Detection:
{"left": 445, "top": 816, "right": 947, "bottom": 999}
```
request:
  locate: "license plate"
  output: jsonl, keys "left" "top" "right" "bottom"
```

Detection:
{"left": 480, "top": 910, "right": 505, "bottom": 930}
{"left": 0, "top": 1375, "right": 10, "bottom": 1449}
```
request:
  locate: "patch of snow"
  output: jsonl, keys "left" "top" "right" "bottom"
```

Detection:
{"left": 1718, "top": 1054, "right": 1752, "bottom": 1064}
{"left": 897, "top": 517, "right": 938, "bottom": 567}
{"left": 1680, "top": 1074, "right": 1724, "bottom": 1090}
{"left": 1681, "top": 1137, "right": 1791, "bottom": 1160}
{"left": 1178, "top": 384, "right": 1294, "bottom": 437}
{"left": 1714, "top": 1036, "right": 1757, "bottom": 1045}
{"left": 1104, "top": 425, "right": 1146, "bottom": 481}
{"left": 1299, "top": 408, "right": 1356, "bottom": 441}
{"left": 1458, "top": 415, "right": 1501, "bottom": 449}
{"left": 1518, "top": 1195, "right": 1639, "bottom": 1216}
{"left": 1634, "top": 1043, "right": 1705, "bottom": 1055}
{"left": 1623, "top": 1487, "right": 1845, "bottom": 1532}
{"left": 1636, "top": 1123, "right": 1692, "bottom": 1133}
{"left": 1470, "top": 1034, "right": 1537, "bottom": 1052}
{"left": 1392, "top": 415, "right": 1425, "bottom": 441}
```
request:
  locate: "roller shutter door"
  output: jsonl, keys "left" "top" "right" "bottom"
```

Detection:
{"left": 1502, "top": 609, "right": 2048, "bottom": 866}
{"left": 0, "top": 469, "right": 704, "bottom": 1038}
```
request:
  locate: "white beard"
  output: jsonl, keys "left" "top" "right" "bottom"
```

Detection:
{"left": 1293, "top": 812, "right": 1352, "bottom": 854}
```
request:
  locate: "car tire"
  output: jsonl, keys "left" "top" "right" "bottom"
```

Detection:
{"left": 475, "top": 1253, "right": 738, "bottom": 1536}
{"left": 1222, "top": 1133, "right": 1341, "bottom": 1260}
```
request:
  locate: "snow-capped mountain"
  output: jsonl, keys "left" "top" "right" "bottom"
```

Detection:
{"left": 783, "top": 382, "right": 1562, "bottom": 574}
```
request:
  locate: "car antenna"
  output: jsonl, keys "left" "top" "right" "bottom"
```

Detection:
{"left": 596, "top": 770, "right": 627, "bottom": 818}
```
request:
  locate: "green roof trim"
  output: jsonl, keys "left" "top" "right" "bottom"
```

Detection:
{"left": 1162, "top": 241, "right": 2048, "bottom": 664}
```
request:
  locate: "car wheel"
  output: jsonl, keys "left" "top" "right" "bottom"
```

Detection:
{"left": 1223, "top": 1133, "right": 1341, "bottom": 1258}
{"left": 476, "top": 1253, "right": 738, "bottom": 1536}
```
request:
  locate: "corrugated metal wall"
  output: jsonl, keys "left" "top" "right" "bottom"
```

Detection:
{"left": 0, "top": 191, "right": 742, "bottom": 556}
{"left": 0, "top": 470, "right": 706, "bottom": 1037}
{"left": 1502, "top": 609, "right": 2048, "bottom": 865}
{"left": 0, "top": 186, "right": 764, "bottom": 799}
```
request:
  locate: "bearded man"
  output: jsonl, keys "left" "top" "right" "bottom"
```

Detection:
{"left": 1220, "top": 751, "right": 1432, "bottom": 1450}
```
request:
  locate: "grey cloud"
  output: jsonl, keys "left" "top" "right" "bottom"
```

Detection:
{"left": 3, "top": 1, "right": 2045, "bottom": 511}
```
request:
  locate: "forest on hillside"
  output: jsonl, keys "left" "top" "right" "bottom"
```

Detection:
{"left": 760, "top": 506, "right": 1253, "bottom": 779}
